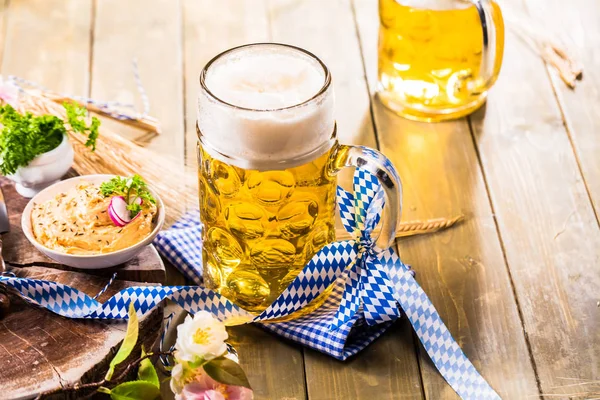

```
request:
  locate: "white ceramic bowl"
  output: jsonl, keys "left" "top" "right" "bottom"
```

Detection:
{"left": 8, "top": 134, "right": 74, "bottom": 198}
{"left": 21, "top": 174, "right": 165, "bottom": 269}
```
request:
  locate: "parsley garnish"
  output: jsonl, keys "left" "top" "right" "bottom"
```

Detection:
{"left": 100, "top": 174, "right": 156, "bottom": 218}
{"left": 0, "top": 102, "right": 100, "bottom": 176}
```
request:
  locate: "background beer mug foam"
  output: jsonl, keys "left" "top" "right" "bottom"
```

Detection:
{"left": 378, "top": 0, "right": 504, "bottom": 121}
{"left": 197, "top": 44, "right": 402, "bottom": 318}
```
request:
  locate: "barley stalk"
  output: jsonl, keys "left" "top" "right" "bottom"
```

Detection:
{"left": 335, "top": 215, "right": 464, "bottom": 241}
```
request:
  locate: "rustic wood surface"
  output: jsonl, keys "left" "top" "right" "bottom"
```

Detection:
{"left": 0, "top": 266, "right": 163, "bottom": 399}
{"left": 1, "top": 0, "right": 599, "bottom": 399}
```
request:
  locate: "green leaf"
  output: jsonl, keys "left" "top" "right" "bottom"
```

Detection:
{"left": 203, "top": 357, "right": 252, "bottom": 389}
{"left": 137, "top": 347, "right": 159, "bottom": 388}
{"left": 108, "top": 381, "right": 160, "bottom": 400}
{"left": 106, "top": 303, "right": 139, "bottom": 380}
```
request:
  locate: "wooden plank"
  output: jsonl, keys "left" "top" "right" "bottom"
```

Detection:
{"left": 0, "top": 0, "right": 7, "bottom": 66}
{"left": 0, "top": 266, "right": 163, "bottom": 398}
{"left": 0, "top": 0, "right": 91, "bottom": 95}
{"left": 267, "top": 0, "right": 423, "bottom": 398}
{"left": 353, "top": 0, "right": 540, "bottom": 398}
{"left": 516, "top": 0, "right": 600, "bottom": 219}
{"left": 228, "top": 325, "right": 307, "bottom": 400}
{"left": 90, "top": 0, "right": 185, "bottom": 160}
{"left": 469, "top": 5, "right": 600, "bottom": 396}
{"left": 182, "top": 3, "right": 307, "bottom": 399}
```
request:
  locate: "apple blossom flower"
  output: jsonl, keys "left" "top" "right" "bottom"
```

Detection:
{"left": 178, "top": 373, "right": 253, "bottom": 400}
{"left": 175, "top": 311, "right": 228, "bottom": 362}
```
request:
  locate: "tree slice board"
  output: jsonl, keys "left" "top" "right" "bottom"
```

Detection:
{"left": 0, "top": 266, "right": 163, "bottom": 399}
{"left": 1, "top": 177, "right": 166, "bottom": 284}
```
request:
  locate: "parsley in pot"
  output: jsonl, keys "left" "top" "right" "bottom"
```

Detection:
{"left": 0, "top": 102, "right": 100, "bottom": 176}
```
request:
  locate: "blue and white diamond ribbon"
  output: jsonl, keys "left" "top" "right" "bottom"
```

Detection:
{"left": 0, "top": 168, "right": 500, "bottom": 400}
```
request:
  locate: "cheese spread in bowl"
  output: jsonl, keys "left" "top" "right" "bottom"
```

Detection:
{"left": 22, "top": 174, "right": 165, "bottom": 269}
{"left": 31, "top": 181, "right": 157, "bottom": 255}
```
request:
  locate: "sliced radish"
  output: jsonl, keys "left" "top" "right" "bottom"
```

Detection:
{"left": 108, "top": 206, "right": 126, "bottom": 227}
{"left": 108, "top": 196, "right": 132, "bottom": 227}
{"left": 133, "top": 197, "right": 143, "bottom": 206}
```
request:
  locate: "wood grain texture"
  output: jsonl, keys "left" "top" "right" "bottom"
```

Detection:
{"left": 182, "top": 3, "right": 306, "bottom": 399}
{"left": 228, "top": 325, "right": 307, "bottom": 400}
{"left": 0, "top": 266, "right": 163, "bottom": 399}
{"left": 517, "top": 0, "right": 600, "bottom": 221}
{"left": 0, "top": 0, "right": 7, "bottom": 66}
{"left": 0, "top": 0, "right": 92, "bottom": 94}
{"left": 91, "top": 0, "right": 185, "bottom": 159}
{"left": 267, "top": 1, "right": 422, "bottom": 398}
{"left": 353, "top": 0, "right": 540, "bottom": 398}
{"left": 469, "top": 8, "right": 600, "bottom": 397}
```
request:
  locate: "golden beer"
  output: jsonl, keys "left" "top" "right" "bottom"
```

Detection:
{"left": 197, "top": 44, "right": 402, "bottom": 318}
{"left": 378, "top": 0, "right": 505, "bottom": 121}
{"left": 199, "top": 144, "right": 336, "bottom": 313}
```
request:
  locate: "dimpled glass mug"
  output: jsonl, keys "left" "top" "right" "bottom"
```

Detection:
{"left": 197, "top": 43, "right": 402, "bottom": 319}
{"left": 378, "top": 0, "right": 505, "bottom": 121}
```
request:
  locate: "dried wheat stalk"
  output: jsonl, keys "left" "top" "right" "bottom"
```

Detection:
{"left": 38, "top": 91, "right": 162, "bottom": 134}
{"left": 15, "top": 91, "right": 197, "bottom": 227}
{"left": 335, "top": 215, "right": 464, "bottom": 241}
{"left": 502, "top": 7, "right": 583, "bottom": 88}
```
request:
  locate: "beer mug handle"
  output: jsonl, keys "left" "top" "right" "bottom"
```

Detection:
{"left": 335, "top": 145, "right": 402, "bottom": 250}
{"left": 472, "top": 0, "right": 502, "bottom": 88}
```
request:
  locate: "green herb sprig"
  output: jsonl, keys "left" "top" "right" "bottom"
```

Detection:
{"left": 64, "top": 101, "right": 101, "bottom": 151}
{"left": 100, "top": 174, "right": 156, "bottom": 218}
{"left": 0, "top": 102, "right": 100, "bottom": 176}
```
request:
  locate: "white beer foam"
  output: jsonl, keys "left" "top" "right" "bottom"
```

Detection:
{"left": 393, "top": 0, "right": 470, "bottom": 10}
{"left": 198, "top": 44, "right": 335, "bottom": 169}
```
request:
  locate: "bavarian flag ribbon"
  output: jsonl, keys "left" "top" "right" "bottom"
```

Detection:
{"left": 0, "top": 168, "right": 500, "bottom": 400}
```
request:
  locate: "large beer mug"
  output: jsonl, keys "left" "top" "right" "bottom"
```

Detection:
{"left": 197, "top": 43, "right": 402, "bottom": 316}
{"left": 378, "top": 0, "right": 505, "bottom": 121}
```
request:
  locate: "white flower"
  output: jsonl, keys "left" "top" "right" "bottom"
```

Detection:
{"left": 170, "top": 362, "right": 185, "bottom": 394}
{"left": 175, "top": 311, "right": 228, "bottom": 362}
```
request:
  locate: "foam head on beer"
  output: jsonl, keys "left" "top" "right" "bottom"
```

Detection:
{"left": 198, "top": 44, "right": 335, "bottom": 170}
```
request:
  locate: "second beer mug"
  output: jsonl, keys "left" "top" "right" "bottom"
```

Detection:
{"left": 197, "top": 43, "right": 402, "bottom": 316}
{"left": 378, "top": 0, "right": 505, "bottom": 121}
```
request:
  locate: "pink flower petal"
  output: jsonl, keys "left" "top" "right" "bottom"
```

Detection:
{"left": 181, "top": 384, "right": 226, "bottom": 400}
{"left": 226, "top": 385, "right": 254, "bottom": 400}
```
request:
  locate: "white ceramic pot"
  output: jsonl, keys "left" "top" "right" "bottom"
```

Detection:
{"left": 7, "top": 134, "right": 74, "bottom": 198}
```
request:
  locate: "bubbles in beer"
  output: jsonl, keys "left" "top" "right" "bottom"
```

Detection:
{"left": 198, "top": 178, "right": 220, "bottom": 223}
{"left": 226, "top": 268, "right": 271, "bottom": 309}
{"left": 377, "top": 0, "right": 504, "bottom": 121}
{"left": 225, "top": 202, "right": 266, "bottom": 240}
{"left": 209, "top": 159, "right": 242, "bottom": 197}
{"left": 278, "top": 196, "right": 318, "bottom": 239}
{"left": 251, "top": 238, "right": 296, "bottom": 268}
{"left": 207, "top": 227, "right": 243, "bottom": 268}
{"left": 198, "top": 145, "right": 336, "bottom": 314}
{"left": 247, "top": 171, "right": 295, "bottom": 205}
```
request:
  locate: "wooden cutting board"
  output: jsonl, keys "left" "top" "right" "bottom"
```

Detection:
{"left": 0, "top": 177, "right": 166, "bottom": 399}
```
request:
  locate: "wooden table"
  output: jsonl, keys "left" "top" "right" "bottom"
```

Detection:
{"left": 1, "top": 0, "right": 598, "bottom": 399}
